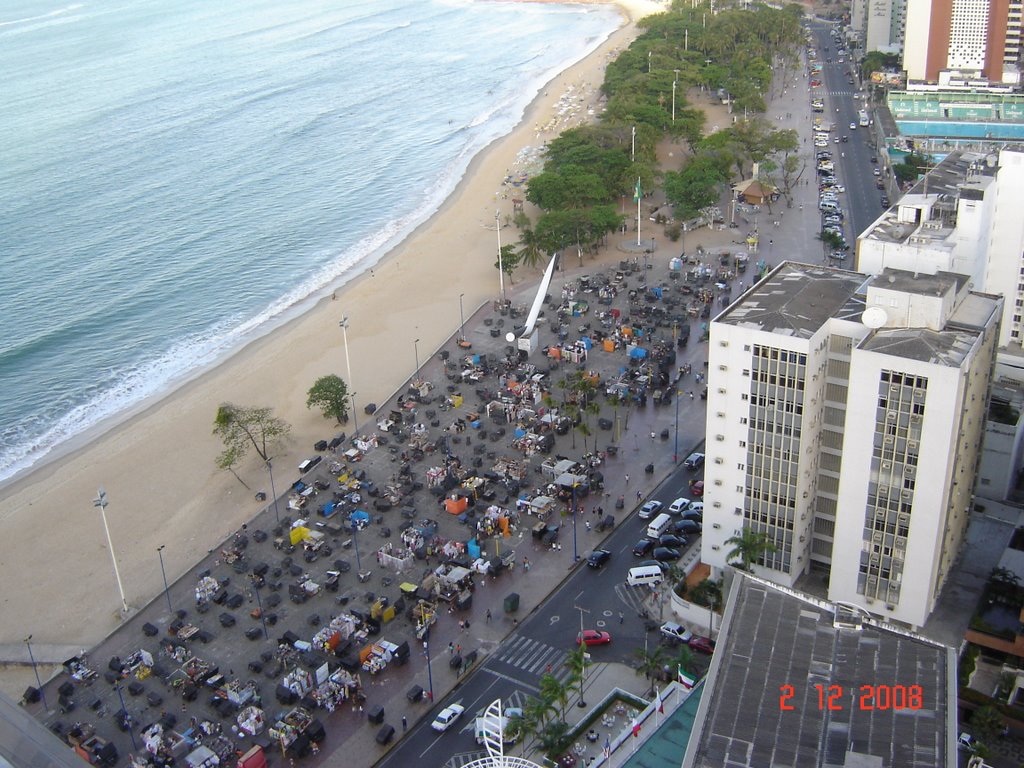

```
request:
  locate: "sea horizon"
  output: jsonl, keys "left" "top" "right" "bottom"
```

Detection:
{"left": 0, "top": 0, "right": 621, "bottom": 486}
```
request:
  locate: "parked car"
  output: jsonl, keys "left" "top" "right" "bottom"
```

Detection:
{"left": 672, "top": 519, "right": 702, "bottom": 535}
{"left": 687, "top": 501, "right": 704, "bottom": 514}
{"left": 637, "top": 559, "right": 669, "bottom": 572}
{"left": 652, "top": 546, "right": 681, "bottom": 562}
{"left": 688, "top": 480, "right": 704, "bottom": 496}
{"left": 577, "top": 629, "right": 612, "bottom": 646}
{"left": 432, "top": 703, "right": 466, "bottom": 732}
{"left": 683, "top": 453, "right": 705, "bottom": 470}
{"left": 689, "top": 635, "right": 716, "bottom": 654}
{"left": 682, "top": 510, "right": 702, "bottom": 523}
{"left": 880, "top": 195, "right": 890, "bottom": 207}
{"left": 638, "top": 500, "right": 663, "bottom": 519}
{"left": 658, "top": 534, "right": 687, "bottom": 549}
{"left": 632, "top": 539, "right": 655, "bottom": 557}
{"left": 660, "top": 621, "right": 693, "bottom": 644}
{"left": 586, "top": 549, "right": 612, "bottom": 569}
{"left": 668, "top": 497, "right": 691, "bottom": 515}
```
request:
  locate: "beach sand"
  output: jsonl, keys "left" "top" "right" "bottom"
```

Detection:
{"left": 0, "top": 0, "right": 664, "bottom": 694}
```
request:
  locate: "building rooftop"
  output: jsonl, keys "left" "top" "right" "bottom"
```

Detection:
{"left": 683, "top": 575, "right": 955, "bottom": 768}
{"left": 872, "top": 268, "right": 965, "bottom": 297}
{"left": 859, "top": 151, "right": 998, "bottom": 246}
{"left": 717, "top": 263, "right": 867, "bottom": 338}
{"left": 859, "top": 326, "right": 977, "bottom": 366}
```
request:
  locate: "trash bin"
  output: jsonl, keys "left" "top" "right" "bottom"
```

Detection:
{"left": 504, "top": 593, "right": 520, "bottom": 613}
{"left": 367, "top": 704, "right": 385, "bottom": 725}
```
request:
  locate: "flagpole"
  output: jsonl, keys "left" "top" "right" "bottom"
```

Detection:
{"left": 636, "top": 176, "right": 641, "bottom": 246}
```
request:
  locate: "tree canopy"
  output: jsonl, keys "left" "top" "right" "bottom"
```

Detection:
{"left": 306, "top": 374, "right": 351, "bottom": 425}
{"left": 213, "top": 403, "right": 290, "bottom": 467}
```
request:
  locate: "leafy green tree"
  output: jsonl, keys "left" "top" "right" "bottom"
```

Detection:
{"left": 306, "top": 374, "right": 350, "bottom": 425}
{"left": 516, "top": 226, "right": 545, "bottom": 271}
{"left": 818, "top": 229, "right": 846, "bottom": 256}
{"left": 495, "top": 243, "right": 520, "bottom": 281}
{"left": 215, "top": 443, "right": 251, "bottom": 489}
{"left": 970, "top": 704, "right": 1004, "bottom": 744}
{"left": 635, "top": 645, "right": 668, "bottom": 683}
{"left": 725, "top": 527, "right": 778, "bottom": 571}
{"left": 539, "top": 671, "right": 572, "bottom": 723}
{"left": 213, "top": 403, "right": 290, "bottom": 465}
{"left": 688, "top": 578, "right": 723, "bottom": 608}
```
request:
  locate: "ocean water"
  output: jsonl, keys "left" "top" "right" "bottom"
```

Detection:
{"left": 0, "top": 0, "right": 620, "bottom": 483}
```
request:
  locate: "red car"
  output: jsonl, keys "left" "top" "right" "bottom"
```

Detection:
{"left": 688, "top": 635, "right": 716, "bottom": 654}
{"left": 689, "top": 480, "right": 704, "bottom": 497}
{"left": 577, "top": 630, "right": 612, "bottom": 646}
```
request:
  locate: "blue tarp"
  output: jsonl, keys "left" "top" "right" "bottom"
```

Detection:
{"left": 467, "top": 540, "right": 481, "bottom": 559}
{"left": 514, "top": 427, "right": 527, "bottom": 438}
{"left": 349, "top": 509, "right": 370, "bottom": 528}
{"left": 629, "top": 347, "right": 648, "bottom": 359}
{"left": 320, "top": 501, "right": 337, "bottom": 518}
{"left": 580, "top": 337, "right": 593, "bottom": 349}
{"left": 651, "top": 286, "right": 664, "bottom": 299}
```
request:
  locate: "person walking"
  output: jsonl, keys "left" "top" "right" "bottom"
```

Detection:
{"left": 486, "top": 609, "right": 492, "bottom": 623}
{"left": 619, "top": 611, "right": 624, "bottom": 624}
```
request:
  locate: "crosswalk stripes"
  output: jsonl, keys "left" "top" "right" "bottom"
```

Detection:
{"left": 493, "top": 636, "right": 571, "bottom": 682}
{"left": 444, "top": 750, "right": 488, "bottom": 768}
{"left": 615, "top": 582, "right": 651, "bottom": 616}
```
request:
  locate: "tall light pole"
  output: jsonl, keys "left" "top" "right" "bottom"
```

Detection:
{"left": 424, "top": 640, "right": 434, "bottom": 702}
{"left": 414, "top": 338, "right": 421, "bottom": 381}
{"left": 631, "top": 125, "right": 636, "bottom": 162}
{"left": 495, "top": 211, "right": 505, "bottom": 301}
{"left": 570, "top": 483, "right": 580, "bottom": 563}
{"left": 93, "top": 488, "right": 129, "bottom": 615}
{"left": 673, "top": 388, "right": 682, "bottom": 463}
{"left": 24, "top": 635, "right": 45, "bottom": 710}
{"left": 458, "top": 293, "right": 466, "bottom": 343}
{"left": 253, "top": 584, "right": 269, "bottom": 640}
{"left": 266, "top": 460, "right": 280, "bottom": 526}
{"left": 114, "top": 684, "right": 138, "bottom": 751}
{"left": 648, "top": 50, "right": 652, "bottom": 73}
{"left": 339, "top": 316, "right": 357, "bottom": 432}
{"left": 156, "top": 545, "right": 172, "bottom": 614}
{"left": 672, "top": 79, "right": 678, "bottom": 122}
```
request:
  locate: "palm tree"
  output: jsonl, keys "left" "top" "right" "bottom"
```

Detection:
{"left": 634, "top": 645, "right": 668, "bottom": 684}
{"left": 539, "top": 672, "right": 571, "bottom": 723}
{"left": 516, "top": 227, "right": 545, "bottom": 271}
{"left": 725, "top": 527, "right": 778, "bottom": 572}
{"left": 565, "top": 643, "right": 587, "bottom": 709}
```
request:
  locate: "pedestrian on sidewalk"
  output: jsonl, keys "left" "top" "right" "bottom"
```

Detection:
{"left": 402, "top": 716, "right": 407, "bottom": 732}
{"left": 448, "top": 642, "right": 455, "bottom": 655}
{"left": 486, "top": 609, "right": 492, "bottom": 623}
{"left": 619, "top": 612, "right": 624, "bottom": 624}
{"left": 625, "top": 474, "right": 630, "bottom": 485}
{"left": 636, "top": 489, "right": 642, "bottom": 500}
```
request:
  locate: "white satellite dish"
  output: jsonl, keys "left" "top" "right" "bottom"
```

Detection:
{"left": 861, "top": 306, "right": 887, "bottom": 329}
{"left": 506, "top": 331, "right": 516, "bottom": 343}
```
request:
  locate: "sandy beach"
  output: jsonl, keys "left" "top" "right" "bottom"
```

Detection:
{"left": 0, "top": 0, "right": 665, "bottom": 693}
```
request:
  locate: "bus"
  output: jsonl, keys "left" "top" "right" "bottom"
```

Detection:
{"left": 858, "top": 109, "right": 870, "bottom": 127}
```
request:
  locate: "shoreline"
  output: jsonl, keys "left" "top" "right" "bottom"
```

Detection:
{"left": 0, "top": 0, "right": 661, "bottom": 671}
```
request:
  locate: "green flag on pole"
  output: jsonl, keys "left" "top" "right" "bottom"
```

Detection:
{"left": 633, "top": 177, "right": 642, "bottom": 202}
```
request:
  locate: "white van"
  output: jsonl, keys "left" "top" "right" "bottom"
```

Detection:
{"left": 646, "top": 513, "right": 672, "bottom": 540}
{"left": 627, "top": 565, "right": 665, "bottom": 587}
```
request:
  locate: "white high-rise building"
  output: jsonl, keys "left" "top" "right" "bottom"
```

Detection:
{"left": 866, "top": 0, "right": 908, "bottom": 53}
{"left": 704, "top": 263, "right": 1001, "bottom": 628}
{"left": 858, "top": 148, "right": 1024, "bottom": 370}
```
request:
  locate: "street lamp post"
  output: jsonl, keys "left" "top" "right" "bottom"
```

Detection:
{"left": 672, "top": 79, "right": 677, "bottom": 122}
{"left": 156, "top": 545, "right": 172, "bottom": 614}
{"left": 266, "top": 460, "right": 280, "bottom": 526}
{"left": 631, "top": 125, "right": 636, "bottom": 162}
{"left": 24, "top": 636, "right": 46, "bottom": 710}
{"left": 458, "top": 293, "right": 465, "bottom": 342}
{"left": 413, "top": 338, "right": 421, "bottom": 381}
{"left": 495, "top": 211, "right": 505, "bottom": 301}
{"left": 423, "top": 640, "right": 434, "bottom": 702}
{"left": 339, "top": 317, "right": 358, "bottom": 433}
{"left": 574, "top": 605, "right": 590, "bottom": 707}
{"left": 253, "top": 585, "right": 269, "bottom": 640}
{"left": 114, "top": 684, "right": 138, "bottom": 751}
{"left": 571, "top": 483, "right": 580, "bottom": 563}
{"left": 93, "top": 488, "right": 129, "bottom": 615}
{"left": 351, "top": 521, "right": 362, "bottom": 573}
{"left": 673, "top": 388, "right": 682, "bottom": 462}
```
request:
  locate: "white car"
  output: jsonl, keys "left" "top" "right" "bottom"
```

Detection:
{"left": 660, "top": 621, "right": 693, "bottom": 643}
{"left": 638, "top": 500, "right": 664, "bottom": 519}
{"left": 431, "top": 703, "right": 466, "bottom": 732}
{"left": 668, "top": 497, "right": 691, "bottom": 515}
{"left": 850, "top": 122, "right": 857, "bottom": 130}
{"left": 686, "top": 501, "right": 704, "bottom": 514}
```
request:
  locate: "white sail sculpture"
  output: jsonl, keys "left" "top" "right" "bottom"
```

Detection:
{"left": 505, "top": 252, "right": 558, "bottom": 355}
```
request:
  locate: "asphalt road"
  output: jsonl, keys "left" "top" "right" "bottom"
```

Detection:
{"left": 807, "top": 22, "right": 887, "bottom": 253}
{"left": 377, "top": 463, "right": 706, "bottom": 768}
